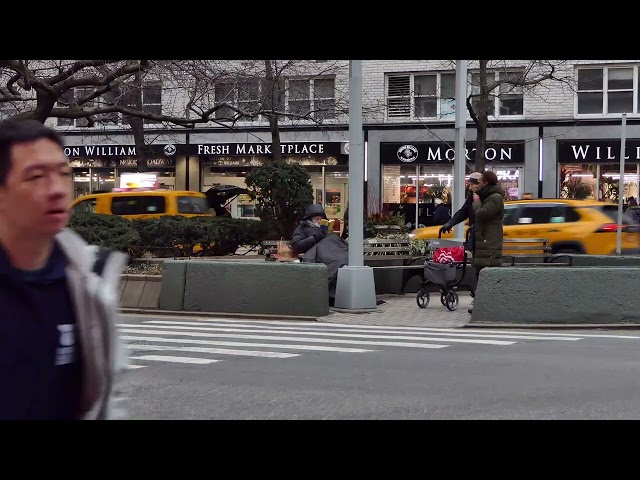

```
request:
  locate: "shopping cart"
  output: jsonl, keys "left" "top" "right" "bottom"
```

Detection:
{"left": 416, "top": 234, "right": 469, "bottom": 311}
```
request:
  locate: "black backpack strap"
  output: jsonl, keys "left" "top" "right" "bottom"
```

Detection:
{"left": 92, "top": 246, "right": 113, "bottom": 277}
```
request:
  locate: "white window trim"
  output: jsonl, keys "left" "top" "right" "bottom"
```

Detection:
{"left": 574, "top": 64, "right": 639, "bottom": 119}
{"left": 467, "top": 70, "right": 526, "bottom": 121}
{"left": 215, "top": 76, "right": 338, "bottom": 125}
{"left": 385, "top": 70, "right": 526, "bottom": 122}
{"left": 285, "top": 76, "right": 337, "bottom": 123}
{"left": 385, "top": 71, "right": 456, "bottom": 122}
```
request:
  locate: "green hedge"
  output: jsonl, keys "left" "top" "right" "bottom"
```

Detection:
{"left": 68, "top": 214, "right": 272, "bottom": 258}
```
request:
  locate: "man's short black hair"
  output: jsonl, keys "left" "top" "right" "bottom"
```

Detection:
{"left": 0, "top": 119, "right": 65, "bottom": 186}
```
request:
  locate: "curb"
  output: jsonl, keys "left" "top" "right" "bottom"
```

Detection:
{"left": 118, "top": 308, "right": 319, "bottom": 322}
{"left": 464, "top": 322, "right": 640, "bottom": 330}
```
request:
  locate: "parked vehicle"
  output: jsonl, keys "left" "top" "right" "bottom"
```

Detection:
{"left": 410, "top": 198, "right": 640, "bottom": 255}
{"left": 70, "top": 190, "right": 212, "bottom": 219}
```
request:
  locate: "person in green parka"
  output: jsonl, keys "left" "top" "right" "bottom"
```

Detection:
{"left": 469, "top": 170, "right": 504, "bottom": 314}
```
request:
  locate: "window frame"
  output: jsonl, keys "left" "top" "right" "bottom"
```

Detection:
{"left": 213, "top": 76, "right": 337, "bottom": 124}
{"left": 385, "top": 71, "right": 457, "bottom": 121}
{"left": 467, "top": 69, "right": 525, "bottom": 120}
{"left": 574, "top": 65, "right": 640, "bottom": 118}
{"left": 385, "top": 69, "right": 525, "bottom": 122}
{"left": 56, "top": 81, "right": 163, "bottom": 128}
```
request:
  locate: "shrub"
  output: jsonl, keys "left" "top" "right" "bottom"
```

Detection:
{"left": 244, "top": 160, "right": 314, "bottom": 239}
{"left": 69, "top": 214, "right": 270, "bottom": 258}
{"left": 68, "top": 213, "right": 141, "bottom": 252}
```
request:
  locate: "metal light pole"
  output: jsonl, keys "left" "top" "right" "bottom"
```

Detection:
{"left": 347, "top": 60, "right": 364, "bottom": 267}
{"left": 616, "top": 113, "right": 627, "bottom": 255}
{"left": 453, "top": 60, "right": 468, "bottom": 241}
{"left": 334, "top": 60, "right": 377, "bottom": 311}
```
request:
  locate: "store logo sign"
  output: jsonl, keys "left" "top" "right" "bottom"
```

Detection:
{"left": 397, "top": 144, "right": 418, "bottom": 163}
{"left": 164, "top": 144, "right": 176, "bottom": 156}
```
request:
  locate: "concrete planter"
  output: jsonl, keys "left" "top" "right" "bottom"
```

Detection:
{"left": 119, "top": 274, "right": 163, "bottom": 309}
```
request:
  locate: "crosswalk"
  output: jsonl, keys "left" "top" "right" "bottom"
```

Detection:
{"left": 117, "top": 317, "right": 640, "bottom": 370}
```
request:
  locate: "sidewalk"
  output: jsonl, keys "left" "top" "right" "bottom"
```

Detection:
{"left": 321, "top": 292, "right": 473, "bottom": 328}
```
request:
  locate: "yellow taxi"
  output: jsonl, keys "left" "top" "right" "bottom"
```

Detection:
{"left": 70, "top": 190, "right": 212, "bottom": 219}
{"left": 411, "top": 198, "right": 640, "bottom": 255}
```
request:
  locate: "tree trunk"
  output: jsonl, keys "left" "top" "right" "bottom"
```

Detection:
{"left": 473, "top": 59, "right": 489, "bottom": 173}
{"left": 474, "top": 119, "right": 488, "bottom": 173}
{"left": 125, "top": 70, "right": 149, "bottom": 172}
{"left": 264, "top": 60, "right": 282, "bottom": 163}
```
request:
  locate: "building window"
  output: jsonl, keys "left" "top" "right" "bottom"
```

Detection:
{"left": 288, "top": 79, "right": 311, "bottom": 115}
{"left": 57, "top": 82, "right": 162, "bottom": 127}
{"left": 386, "top": 72, "right": 455, "bottom": 120}
{"left": 576, "top": 66, "right": 637, "bottom": 116}
{"left": 214, "top": 81, "right": 237, "bottom": 120}
{"left": 142, "top": 82, "right": 162, "bottom": 124}
{"left": 468, "top": 70, "right": 524, "bottom": 118}
{"left": 313, "top": 78, "right": 336, "bottom": 120}
{"left": 287, "top": 77, "right": 335, "bottom": 120}
{"left": 214, "top": 77, "right": 335, "bottom": 122}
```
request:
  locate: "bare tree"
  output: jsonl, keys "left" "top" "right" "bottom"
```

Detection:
{"left": 168, "top": 59, "right": 351, "bottom": 162}
{"left": 465, "top": 60, "right": 574, "bottom": 172}
{"left": 384, "top": 60, "right": 576, "bottom": 172}
{"left": 0, "top": 59, "right": 354, "bottom": 169}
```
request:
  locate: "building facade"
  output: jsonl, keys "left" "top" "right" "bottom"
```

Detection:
{"left": 20, "top": 59, "right": 640, "bottom": 224}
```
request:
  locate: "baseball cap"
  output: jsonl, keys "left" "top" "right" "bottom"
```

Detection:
{"left": 468, "top": 172, "right": 483, "bottom": 184}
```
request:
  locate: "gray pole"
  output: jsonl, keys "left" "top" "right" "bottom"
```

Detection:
{"left": 453, "top": 60, "right": 468, "bottom": 241}
{"left": 348, "top": 59, "right": 364, "bottom": 267}
{"left": 617, "top": 113, "right": 627, "bottom": 255}
{"left": 415, "top": 165, "right": 419, "bottom": 229}
{"left": 334, "top": 59, "right": 376, "bottom": 311}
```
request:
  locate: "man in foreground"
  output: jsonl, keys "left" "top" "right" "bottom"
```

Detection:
{"left": 0, "top": 119, "right": 128, "bottom": 420}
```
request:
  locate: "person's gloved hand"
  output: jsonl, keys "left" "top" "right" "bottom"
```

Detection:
{"left": 439, "top": 223, "right": 452, "bottom": 234}
{"left": 320, "top": 224, "right": 329, "bottom": 234}
{"left": 313, "top": 231, "right": 326, "bottom": 243}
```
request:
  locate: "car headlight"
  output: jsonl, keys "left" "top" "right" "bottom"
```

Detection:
{"left": 408, "top": 233, "right": 416, "bottom": 239}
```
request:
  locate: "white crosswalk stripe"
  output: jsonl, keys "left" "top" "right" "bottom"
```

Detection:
{"left": 118, "top": 317, "right": 640, "bottom": 370}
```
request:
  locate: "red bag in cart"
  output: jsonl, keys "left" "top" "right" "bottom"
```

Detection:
{"left": 433, "top": 246, "right": 465, "bottom": 264}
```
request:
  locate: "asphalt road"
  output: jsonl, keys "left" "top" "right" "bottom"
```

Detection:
{"left": 119, "top": 314, "right": 640, "bottom": 420}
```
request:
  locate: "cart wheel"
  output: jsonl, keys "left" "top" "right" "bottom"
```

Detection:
{"left": 416, "top": 289, "right": 430, "bottom": 308}
{"left": 440, "top": 293, "right": 447, "bottom": 306}
{"left": 445, "top": 292, "right": 459, "bottom": 311}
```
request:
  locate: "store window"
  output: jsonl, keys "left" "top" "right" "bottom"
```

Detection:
{"left": 71, "top": 168, "right": 115, "bottom": 197}
{"left": 382, "top": 164, "right": 453, "bottom": 228}
{"left": 309, "top": 166, "right": 348, "bottom": 217}
{"left": 560, "top": 163, "right": 640, "bottom": 203}
{"left": 201, "top": 162, "right": 348, "bottom": 220}
{"left": 559, "top": 164, "right": 597, "bottom": 199}
{"left": 492, "top": 168, "right": 522, "bottom": 200}
{"left": 599, "top": 164, "right": 640, "bottom": 203}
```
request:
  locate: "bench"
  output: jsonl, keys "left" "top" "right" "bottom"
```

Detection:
{"left": 502, "top": 238, "right": 573, "bottom": 267}
{"left": 363, "top": 238, "right": 428, "bottom": 294}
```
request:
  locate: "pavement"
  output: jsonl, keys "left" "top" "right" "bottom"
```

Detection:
{"left": 324, "top": 292, "right": 473, "bottom": 328}
{"left": 119, "top": 313, "right": 640, "bottom": 419}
